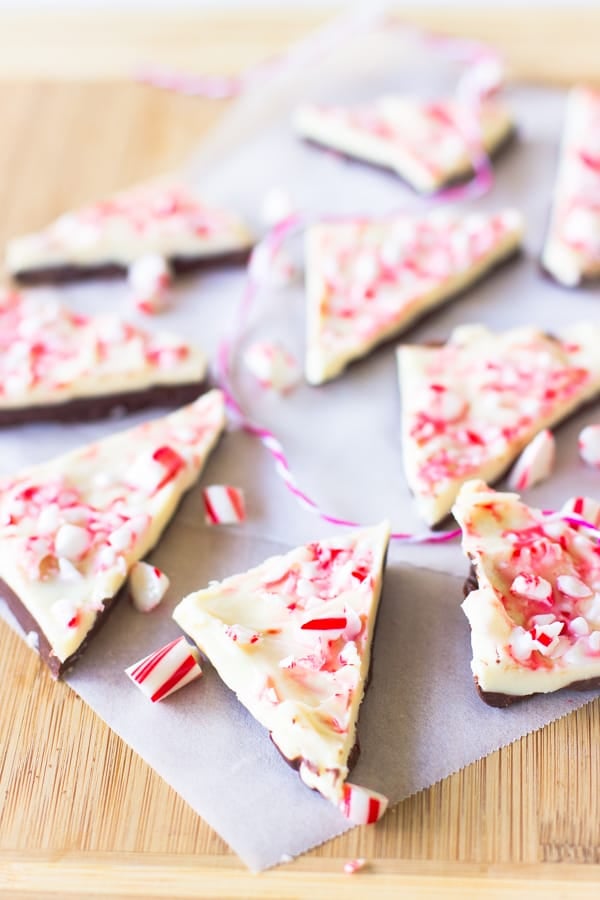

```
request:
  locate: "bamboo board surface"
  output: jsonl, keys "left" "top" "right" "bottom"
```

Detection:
{"left": 1, "top": 8, "right": 600, "bottom": 899}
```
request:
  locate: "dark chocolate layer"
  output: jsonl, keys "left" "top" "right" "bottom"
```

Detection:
{"left": 301, "top": 126, "right": 517, "bottom": 193}
{"left": 12, "top": 246, "right": 252, "bottom": 286}
{"left": 0, "top": 377, "right": 208, "bottom": 427}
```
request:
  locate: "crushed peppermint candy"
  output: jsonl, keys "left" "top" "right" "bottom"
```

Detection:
{"left": 125, "top": 636, "right": 202, "bottom": 702}
{"left": 578, "top": 424, "right": 600, "bottom": 467}
{"left": 203, "top": 485, "right": 246, "bottom": 525}
{"left": 343, "top": 858, "right": 368, "bottom": 875}
{"left": 510, "top": 573, "right": 552, "bottom": 604}
{"left": 507, "top": 429, "right": 555, "bottom": 491}
{"left": 128, "top": 253, "right": 172, "bottom": 315}
{"left": 243, "top": 341, "right": 301, "bottom": 393}
{"left": 129, "top": 561, "right": 170, "bottom": 612}
{"left": 339, "top": 782, "right": 389, "bottom": 825}
{"left": 224, "top": 624, "right": 261, "bottom": 645}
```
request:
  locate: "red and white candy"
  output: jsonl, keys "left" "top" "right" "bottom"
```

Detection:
{"left": 339, "top": 782, "right": 389, "bottom": 825}
{"left": 243, "top": 341, "right": 300, "bottom": 393}
{"left": 128, "top": 253, "right": 172, "bottom": 315}
{"left": 203, "top": 485, "right": 246, "bottom": 525}
{"left": 578, "top": 424, "right": 600, "bottom": 467}
{"left": 343, "top": 858, "right": 367, "bottom": 875}
{"left": 125, "top": 635, "right": 202, "bottom": 702}
{"left": 561, "top": 495, "right": 600, "bottom": 529}
{"left": 507, "top": 429, "right": 555, "bottom": 492}
{"left": 129, "top": 561, "right": 170, "bottom": 612}
{"left": 510, "top": 573, "right": 552, "bottom": 604}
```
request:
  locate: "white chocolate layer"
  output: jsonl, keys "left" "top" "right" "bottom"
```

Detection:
{"left": 6, "top": 180, "right": 253, "bottom": 276}
{"left": 0, "top": 391, "right": 225, "bottom": 665}
{"left": 0, "top": 289, "right": 206, "bottom": 409}
{"left": 397, "top": 323, "right": 600, "bottom": 526}
{"left": 305, "top": 208, "right": 523, "bottom": 385}
{"left": 454, "top": 480, "right": 600, "bottom": 698}
{"left": 294, "top": 96, "right": 513, "bottom": 193}
{"left": 542, "top": 87, "right": 600, "bottom": 286}
{"left": 173, "top": 521, "right": 390, "bottom": 806}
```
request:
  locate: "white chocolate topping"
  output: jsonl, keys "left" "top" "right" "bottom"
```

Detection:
{"left": 542, "top": 87, "right": 600, "bottom": 286}
{"left": 454, "top": 480, "right": 600, "bottom": 698}
{"left": 397, "top": 323, "right": 600, "bottom": 526}
{"left": 305, "top": 208, "right": 523, "bottom": 385}
{"left": 173, "top": 521, "right": 390, "bottom": 807}
{"left": 0, "top": 289, "right": 206, "bottom": 410}
{"left": 294, "top": 96, "right": 513, "bottom": 193}
{"left": 6, "top": 180, "right": 253, "bottom": 276}
{"left": 0, "top": 391, "right": 225, "bottom": 665}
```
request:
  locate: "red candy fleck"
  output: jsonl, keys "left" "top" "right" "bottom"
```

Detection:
{"left": 152, "top": 445, "right": 186, "bottom": 490}
{"left": 301, "top": 616, "right": 348, "bottom": 631}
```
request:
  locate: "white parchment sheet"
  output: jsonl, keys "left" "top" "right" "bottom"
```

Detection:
{"left": 2, "top": 20, "right": 600, "bottom": 871}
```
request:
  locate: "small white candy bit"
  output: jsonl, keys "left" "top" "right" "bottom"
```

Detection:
{"left": 579, "top": 425, "right": 600, "bottom": 468}
{"left": 128, "top": 253, "right": 172, "bottom": 315}
{"left": 203, "top": 485, "right": 246, "bottom": 525}
{"left": 243, "top": 341, "right": 300, "bottom": 393}
{"left": 224, "top": 624, "right": 261, "bottom": 646}
{"left": 569, "top": 616, "right": 590, "bottom": 636}
{"left": 556, "top": 574, "right": 593, "bottom": 599}
{"left": 125, "top": 636, "right": 202, "bottom": 702}
{"left": 339, "top": 782, "right": 389, "bottom": 825}
{"left": 343, "top": 858, "right": 367, "bottom": 875}
{"left": 425, "top": 383, "right": 467, "bottom": 423}
{"left": 260, "top": 185, "right": 295, "bottom": 227}
{"left": 129, "top": 561, "right": 170, "bottom": 613}
{"left": 507, "top": 429, "right": 555, "bottom": 492}
{"left": 561, "top": 496, "right": 600, "bottom": 529}
{"left": 510, "top": 573, "right": 553, "bottom": 604}
{"left": 54, "top": 523, "right": 91, "bottom": 561}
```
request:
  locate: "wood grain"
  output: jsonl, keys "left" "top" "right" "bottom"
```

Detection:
{"left": 1, "top": 9, "right": 600, "bottom": 898}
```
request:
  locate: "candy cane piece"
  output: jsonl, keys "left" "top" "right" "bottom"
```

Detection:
{"left": 128, "top": 253, "right": 172, "bottom": 315}
{"left": 203, "top": 485, "right": 246, "bottom": 525}
{"left": 129, "top": 561, "right": 170, "bottom": 613}
{"left": 125, "top": 636, "right": 202, "bottom": 702}
{"left": 343, "top": 858, "right": 367, "bottom": 875}
{"left": 507, "top": 429, "right": 555, "bottom": 491}
{"left": 579, "top": 424, "right": 600, "bottom": 467}
{"left": 339, "top": 782, "right": 389, "bottom": 824}
{"left": 243, "top": 341, "right": 301, "bottom": 393}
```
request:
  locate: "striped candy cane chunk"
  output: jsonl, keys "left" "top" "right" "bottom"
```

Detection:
{"left": 129, "top": 561, "right": 170, "bottom": 612}
{"left": 507, "top": 429, "right": 555, "bottom": 492}
{"left": 579, "top": 425, "right": 600, "bottom": 467}
{"left": 343, "top": 858, "right": 367, "bottom": 875}
{"left": 128, "top": 254, "right": 172, "bottom": 315}
{"left": 561, "top": 496, "right": 600, "bottom": 529}
{"left": 203, "top": 485, "right": 246, "bottom": 524}
{"left": 125, "top": 636, "right": 202, "bottom": 702}
{"left": 339, "top": 782, "right": 389, "bottom": 825}
{"left": 243, "top": 341, "right": 301, "bottom": 393}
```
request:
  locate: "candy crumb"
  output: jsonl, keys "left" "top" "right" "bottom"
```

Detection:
{"left": 343, "top": 858, "right": 367, "bottom": 875}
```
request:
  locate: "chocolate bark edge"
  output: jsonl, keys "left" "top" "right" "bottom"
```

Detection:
{"left": 11, "top": 246, "right": 252, "bottom": 286}
{"left": 0, "top": 377, "right": 209, "bottom": 428}
{"left": 300, "top": 125, "right": 518, "bottom": 193}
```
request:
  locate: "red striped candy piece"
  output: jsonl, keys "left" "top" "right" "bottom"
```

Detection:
{"left": 507, "top": 429, "right": 555, "bottom": 491}
{"left": 128, "top": 253, "right": 172, "bottom": 315}
{"left": 561, "top": 495, "right": 600, "bottom": 529}
{"left": 343, "top": 858, "right": 367, "bottom": 875}
{"left": 125, "top": 635, "right": 202, "bottom": 702}
{"left": 339, "top": 782, "right": 389, "bottom": 825}
{"left": 129, "top": 561, "right": 170, "bottom": 612}
{"left": 203, "top": 485, "right": 246, "bottom": 525}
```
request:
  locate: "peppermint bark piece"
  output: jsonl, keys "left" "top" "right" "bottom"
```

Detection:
{"left": 294, "top": 96, "right": 514, "bottom": 193}
{"left": 454, "top": 479, "right": 600, "bottom": 705}
{"left": 6, "top": 180, "right": 253, "bottom": 284}
{"left": 305, "top": 209, "right": 522, "bottom": 385}
{"left": 173, "top": 522, "right": 390, "bottom": 811}
{"left": 397, "top": 323, "right": 600, "bottom": 526}
{"left": 0, "top": 390, "right": 225, "bottom": 676}
{"left": 0, "top": 289, "right": 208, "bottom": 425}
{"left": 542, "top": 87, "right": 600, "bottom": 286}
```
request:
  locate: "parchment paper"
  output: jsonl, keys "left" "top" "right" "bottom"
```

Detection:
{"left": 2, "top": 18, "right": 600, "bottom": 872}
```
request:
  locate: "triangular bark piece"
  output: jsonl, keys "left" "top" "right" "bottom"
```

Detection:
{"left": 454, "top": 479, "right": 600, "bottom": 705}
{"left": 397, "top": 323, "right": 600, "bottom": 525}
{"left": 0, "top": 289, "right": 208, "bottom": 425}
{"left": 0, "top": 390, "right": 225, "bottom": 676}
{"left": 305, "top": 209, "right": 522, "bottom": 384}
{"left": 542, "top": 86, "right": 600, "bottom": 286}
{"left": 6, "top": 180, "right": 253, "bottom": 284}
{"left": 294, "top": 96, "right": 514, "bottom": 193}
{"left": 173, "top": 522, "right": 390, "bottom": 808}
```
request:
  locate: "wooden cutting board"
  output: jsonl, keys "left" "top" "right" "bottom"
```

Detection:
{"left": 1, "top": 9, "right": 600, "bottom": 899}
